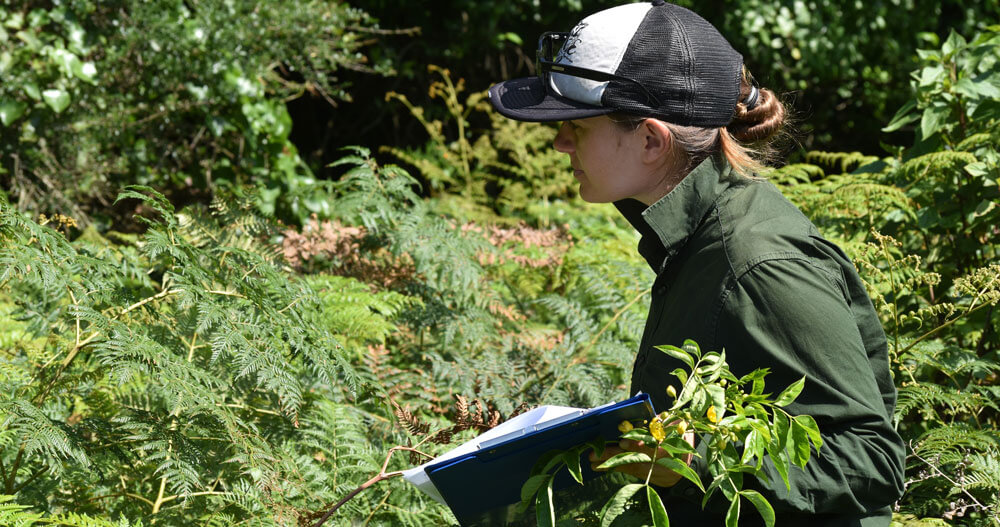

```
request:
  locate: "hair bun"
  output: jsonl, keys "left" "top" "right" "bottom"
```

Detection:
{"left": 727, "top": 87, "right": 784, "bottom": 144}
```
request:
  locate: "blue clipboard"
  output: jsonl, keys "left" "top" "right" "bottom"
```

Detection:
{"left": 424, "top": 393, "right": 655, "bottom": 526}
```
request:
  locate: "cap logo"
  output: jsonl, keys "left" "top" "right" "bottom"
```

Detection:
{"left": 556, "top": 23, "right": 587, "bottom": 64}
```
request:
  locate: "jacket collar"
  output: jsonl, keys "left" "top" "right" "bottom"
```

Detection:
{"left": 614, "top": 155, "right": 737, "bottom": 272}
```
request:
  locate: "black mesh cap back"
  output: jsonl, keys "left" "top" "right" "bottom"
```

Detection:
{"left": 603, "top": 2, "right": 742, "bottom": 127}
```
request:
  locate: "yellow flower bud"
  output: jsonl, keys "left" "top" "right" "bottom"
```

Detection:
{"left": 649, "top": 419, "right": 666, "bottom": 442}
{"left": 707, "top": 406, "right": 720, "bottom": 424}
{"left": 618, "top": 420, "right": 634, "bottom": 433}
{"left": 666, "top": 385, "right": 677, "bottom": 399}
{"left": 674, "top": 420, "right": 687, "bottom": 436}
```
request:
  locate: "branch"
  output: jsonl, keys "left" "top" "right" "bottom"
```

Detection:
{"left": 898, "top": 301, "right": 994, "bottom": 356}
{"left": 120, "top": 288, "right": 180, "bottom": 318}
{"left": 909, "top": 446, "right": 999, "bottom": 525}
{"left": 310, "top": 446, "right": 433, "bottom": 527}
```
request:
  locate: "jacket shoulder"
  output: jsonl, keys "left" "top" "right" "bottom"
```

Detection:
{"left": 713, "top": 180, "right": 826, "bottom": 278}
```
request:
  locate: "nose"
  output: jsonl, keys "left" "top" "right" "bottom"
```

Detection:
{"left": 553, "top": 122, "right": 575, "bottom": 154}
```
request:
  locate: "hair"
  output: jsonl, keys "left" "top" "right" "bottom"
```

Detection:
{"left": 611, "top": 66, "right": 786, "bottom": 177}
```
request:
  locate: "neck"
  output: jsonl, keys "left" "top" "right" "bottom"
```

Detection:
{"left": 634, "top": 157, "right": 691, "bottom": 206}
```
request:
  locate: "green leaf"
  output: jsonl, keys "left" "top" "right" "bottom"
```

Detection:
{"left": 0, "top": 99, "right": 27, "bottom": 126}
{"left": 497, "top": 32, "right": 523, "bottom": 46}
{"left": 600, "top": 484, "right": 644, "bottom": 527}
{"left": 789, "top": 419, "right": 812, "bottom": 467}
{"left": 919, "top": 65, "right": 945, "bottom": 87}
{"left": 74, "top": 61, "right": 98, "bottom": 84}
{"left": 656, "top": 344, "right": 695, "bottom": 369}
{"left": 563, "top": 450, "right": 584, "bottom": 485}
{"left": 648, "top": 486, "right": 669, "bottom": 527}
{"left": 531, "top": 449, "right": 563, "bottom": 476}
{"left": 725, "top": 494, "right": 741, "bottom": 527}
{"left": 793, "top": 415, "right": 823, "bottom": 449}
{"left": 706, "top": 384, "right": 726, "bottom": 411}
{"left": 597, "top": 451, "right": 652, "bottom": 470}
{"left": 920, "top": 102, "right": 951, "bottom": 139}
{"left": 41, "top": 89, "right": 70, "bottom": 113}
{"left": 765, "top": 440, "right": 790, "bottom": 491}
{"left": 656, "top": 457, "right": 705, "bottom": 492}
{"left": 773, "top": 411, "right": 790, "bottom": 449}
{"left": 587, "top": 436, "right": 607, "bottom": 459}
{"left": 681, "top": 339, "right": 702, "bottom": 359}
{"left": 520, "top": 474, "right": 550, "bottom": 504}
{"left": 658, "top": 436, "right": 696, "bottom": 456}
{"left": 773, "top": 377, "right": 805, "bottom": 407}
{"left": 54, "top": 49, "right": 82, "bottom": 79}
{"left": 966, "top": 161, "right": 989, "bottom": 178}
{"left": 23, "top": 82, "right": 40, "bottom": 100}
{"left": 740, "top": 490, "right": 775, "bottom": 527}
{"left": 536, "top": 477, "right": 555, "bottom": 527}
{"left": 942, "top": 29, "right": 967, "bottom": 59}
{"left": 622, "top": 429, "right": 657, "bottom": 444}
{"left": 882, "top": 99, "right": 918, "bottom": 132}
{"left": 972, "top": 199, "right": 996, "bottom": 218}
{"left": 741, "top": 430, "right": 761, "bottom": 465}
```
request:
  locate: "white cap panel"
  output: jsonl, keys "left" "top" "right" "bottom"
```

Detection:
{"left": 550, "top": 3, "right": 653, "bottom": 107}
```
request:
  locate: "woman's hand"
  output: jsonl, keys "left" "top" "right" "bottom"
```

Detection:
{"left": 588, "top": 431, "right": 695, "bottom": 488}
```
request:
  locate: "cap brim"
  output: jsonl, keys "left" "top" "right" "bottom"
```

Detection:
{"left": 488, "top": 76, "right": 613, "bottom": 122}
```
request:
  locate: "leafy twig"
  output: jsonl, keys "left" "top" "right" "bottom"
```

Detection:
{"left": 310, "top": 446, "right": 432, "bottom": 527}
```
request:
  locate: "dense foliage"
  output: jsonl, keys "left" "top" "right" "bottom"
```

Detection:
{"left": 0, "top": 0, "right": 390, "bottom": 228}
{"left": 1, "top": 1, "right": 998, "bottom": 527}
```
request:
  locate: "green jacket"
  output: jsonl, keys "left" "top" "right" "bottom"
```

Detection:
{"left": 614, "top": 155, "right": 905, "bottom": 526}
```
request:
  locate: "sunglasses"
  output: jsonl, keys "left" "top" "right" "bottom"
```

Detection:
{"left": 536, "top": 31, "right": 662, "bottom": 108}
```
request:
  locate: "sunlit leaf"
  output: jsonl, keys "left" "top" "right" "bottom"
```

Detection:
{"left": 793, "top": 415, "right": 823, "bottom": 449}
{"left": 563, "top": 450, "right": 583, "bottom": 485}
{"left": 648, "top": 486, "right": 669, "bottom": 527}
{"left": 657, "top": 344, "right": 695, "bottom": 369}
{"left": 740, "top": 490, "right": 775, "bottom": 527}
{"left": 597, "top": 451, "right": 652, "bottom": 470}
{"left": 656, "top": 457, "right": 704, "bottom": 492}
{"left": 42, "top": 89, "right": 70, "bottom": 113}
{"left": 0, "top": 99, "right": 27, "bottom": 126}
{"left": 520, "top": 474, "right": 550, "bottom": 504}
{"left": 600, "top": 484, "right": 643, "bottom": 527}
{"left": 774, "top": 377, "right": 805, "bottom": 407}
{"left": 725, "top": 494, "right": 741, "bottom": 527}
{"left": 536, "top": 477, "right": 555, "bottom": 527}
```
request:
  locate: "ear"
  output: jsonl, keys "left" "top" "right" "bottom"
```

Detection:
{"left": 638, "top": 119, "right": 672, "bottom": 165}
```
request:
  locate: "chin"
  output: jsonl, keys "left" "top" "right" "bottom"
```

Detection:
{"left": 578, "top": 189, "right": 616, "bottom": 204}
{"left": 578, "top": 184, "right": 606, "bottom": 204}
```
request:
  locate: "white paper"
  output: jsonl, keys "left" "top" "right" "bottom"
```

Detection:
{"left": 401, "top": 404, "right": 584, "bottom": 504}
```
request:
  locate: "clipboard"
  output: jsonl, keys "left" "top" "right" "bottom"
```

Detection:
{"left": 424, "top": 393, "right": 655, "bottom": 526}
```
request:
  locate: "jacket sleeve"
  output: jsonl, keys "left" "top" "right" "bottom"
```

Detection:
{"left": 710, "top": 256, "right": 905, "bottom": 515}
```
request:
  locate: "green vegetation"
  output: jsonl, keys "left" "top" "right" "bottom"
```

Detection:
{"left": 1, "top": 2, "right": 998, "bottom": 526}
{"left": 522, "top": 341, "right": 821, "bottom": 527}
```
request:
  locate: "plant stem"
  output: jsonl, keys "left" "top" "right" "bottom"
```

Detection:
{"left": 909, "top": 448, "right": 999, "bottom": 525}
{"left": 4, "top": 444, "right": 25, "bottom": 494}
{"left": 898, "top": 300, "right": 994, "bottom": 356}
{"left": 311, "top": 446, "right": 431, "bottom": 527}
{"left": 12, "top": 467, "right": 45, "bottom": 494}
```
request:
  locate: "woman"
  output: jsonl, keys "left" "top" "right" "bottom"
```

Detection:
{"left": 488, "top": 1, "right": 905, "bottom": 525}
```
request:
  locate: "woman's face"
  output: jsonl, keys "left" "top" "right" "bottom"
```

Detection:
{"left": 552, "top": 116, "right": 669, "bottom": 204}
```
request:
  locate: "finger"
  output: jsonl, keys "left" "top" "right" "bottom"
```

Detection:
{"left": 619, "top": 439, "right": 660, "bottom": 457}
{"left": 589, "top": 446, "right": 624, "bottom": 469}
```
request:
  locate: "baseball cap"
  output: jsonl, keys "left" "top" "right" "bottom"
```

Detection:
{"left": 488, "top": 1, "right": 745, "bottom": 127}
